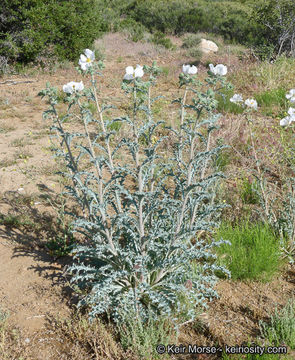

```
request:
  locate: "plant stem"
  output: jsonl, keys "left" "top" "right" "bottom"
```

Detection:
{"left": 91, "top": 74, "right": 122, "bottom": 213}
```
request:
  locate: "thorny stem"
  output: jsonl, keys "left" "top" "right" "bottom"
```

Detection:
{"left": 156, "top": 108, "right": 205, "bottom": 285}
{"left": 201, "top": 132, "right": 211, "bottom": 181}
{"left": 179, "top": 87, "right": 188, "bottom": 151}
{"left": 132, "top": 85, "right": 145, "bottom": 242}
{"left": 91, "top": 74, "right": 122, "bottom": 214}
{"left": 147, "top": 85, "right": 155, "bottom": 194}
{"left": 248, "top": 118, "right": 270, "bottom": 221}
{"left": 176, "top": 110, "right": 203, "bottom": 237}
{"left": 53, "top": 105, "right": 89, "bottom": 218}
{"left": 79, "top": 99, "right": 117, "bottom": 255}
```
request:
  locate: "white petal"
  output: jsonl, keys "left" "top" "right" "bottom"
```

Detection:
{"left": 288, "top": 107, "right": 295, "bottom": 116}
{"left": 188, "top": 65, "right": 198, "bottom": 75}
{"left": 126, "top": 66, "right": 134, "bottom": 75}
{"left": 124, "top": 73, "right": 134, "bottom": 80}
{"left": 79, "top": 54, "right": 87, "bottom": 63}
{"left": 76, "top": 81, "right": 84, "bottom": 91}
{"left": 134, "top": 65, "right": 144, "bottom": 78}
{"left": 280, "top": 116, "right": 291, "bottom": 126}
{"left": 230, "top": 94, "right": 243, "bottom": 103}
{"left": 216, "top": 64, "right": 227, "bottom": 76}
{"left": 63, "top": 83, "right": 73, "bottom": 94}
{"left": 209, "top": 64, "right": 216, "bottom": 74}
{"left": 245, "top": 98, "right": 257, "bottom": 109}
{"left": 85, "top": 49, "right": 95, "bottom": 60}
{"left": 79, "top": 59, "right": 87, "bottom": 71}
{"left": 182, "top": 64, "right": 190, "bottom": 74}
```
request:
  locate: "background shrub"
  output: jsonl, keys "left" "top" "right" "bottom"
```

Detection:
{"left": 182, "top": 34, "right": 202, "bottom": 49}
{"left": 150, "top": 32, "right": 175, "bottom": 49}
{"left": 0, "top": 0, "right": 106, "bottom": 63}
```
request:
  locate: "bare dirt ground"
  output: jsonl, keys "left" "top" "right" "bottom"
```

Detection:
{"left": 1, "top": 33, "right": 295, "bottom": 359}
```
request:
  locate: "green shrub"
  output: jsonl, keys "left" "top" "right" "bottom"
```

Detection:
{"left": 132, "top": 0, "right": 193, "bottom": 34}
{"left": 132, "top": 0, "right": 252, "bottom": 43}
{"left": 187, "top": 47, "right": 202, "bottom": 61}
{"left": 118, "top": 18, "right": 147, "bottom": 42}
{"left": 251, "top": 0, "right": 295, "bottom": 57}
{"left": 150, "top": 32, "right": 175, "bottom": 49}
{"left": 0, "top": 0, "right": 106, "bottom": 63}
{"left": 216, "top": 221, "right": 283, "bottom": 281}
{"left": 182, "top": 34, "right": 202, "bottom": 49}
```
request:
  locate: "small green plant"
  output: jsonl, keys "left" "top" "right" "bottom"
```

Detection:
{"left": 216, "top": 89, "right": 244, "bottom": 114}
{"left": 46, "top": 196, "right": 76, "bottom": 258}
{"left": 187, "top": 47, "right": 202, "bottom": 61}
{"left": 240, "top": 177, "right": 260, "bottom": 205}
{"left": 255, "top": 87, "right": 288, "bottom": 117}
{"left": 213, "top": 143, "right": 232, "bottom": 172}
{"left": 182, "top": 34, "right": 203, "bottom": 61}
{"left": 182, "top": 34, "right": 202, "bottom": 49}
{"left": 150, "top": 32, "right": 175, "bottom": 49}
{"left": 216, "top": 221, "right": 282, "bottom": 281}
{"left": 0, "top": 214, "right": 35, "bottom": 229}
{"left": 260, "top": 299, "right": 295, "bottom": 349}
{"left": 0, "top": 307, "right": 9, "bottom": 359}
{"left": 117, "top": 309, "right": 175, "bottom": 360}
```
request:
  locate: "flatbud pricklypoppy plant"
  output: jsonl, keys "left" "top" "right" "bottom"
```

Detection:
{"left": 39, "top": 52, "right": 230, "bottom": 326}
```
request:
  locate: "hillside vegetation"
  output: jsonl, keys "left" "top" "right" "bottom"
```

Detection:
{"left": 1, "top": 0, "right": 295, "bottom": 65}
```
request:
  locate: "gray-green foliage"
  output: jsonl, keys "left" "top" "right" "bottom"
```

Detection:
{"left": 260, "top": 298, "right": 295, "bottom": 348}
{"left": 39, "top": 57, "right": 230, "bottom": 325}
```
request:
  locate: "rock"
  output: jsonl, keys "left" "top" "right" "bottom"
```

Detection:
{"left": 200, "top": 39, "right": 218, "bottom": 54}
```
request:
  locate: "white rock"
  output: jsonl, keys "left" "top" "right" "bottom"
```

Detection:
{"left": 200, "top": 39, "right": 218, "bottom": 54}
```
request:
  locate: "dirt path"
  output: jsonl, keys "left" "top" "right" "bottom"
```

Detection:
{"left": 0, "top": 231, "right": 71, "bottom": 356}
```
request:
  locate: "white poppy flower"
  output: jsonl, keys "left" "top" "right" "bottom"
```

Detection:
{"left": 63, "top": 81, "right": 84, "bottom": 94}
{"left": 280, "top": 116, "right": 290, "bottom": 126}
{"left": 286, "top": 89, "right": 295, "bottom": 103}
{"left": 280, "top": 115, "right": 295, "bottom": 126}
{"left": 245, "top": 98, "right": 258, "bottom": 110}
{"left": 209, "top": 63, "right": 227, "bottom": 76}
{"left": 182, "top": 64, "right": 198, "bottom": 75}
{"left": 230, "top": 94, "right": 243, "bottom": 104}
{"left": 78, "top": 49, "right": 95, "bottom": 71}
{"left": 134, "top": 65, "right": 144, "bottom": 78}
{"left": 123, "top": 65, "right": 144, "bottom": 80}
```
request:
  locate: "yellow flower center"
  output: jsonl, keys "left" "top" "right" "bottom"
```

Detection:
{"left": 86, "top": 58, "right": 91, "bottom": 63}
